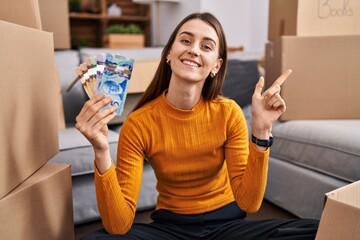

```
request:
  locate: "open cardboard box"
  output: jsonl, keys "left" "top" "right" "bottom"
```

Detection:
{"left": 316, "top": 181, "right": 360, "bottom": 240}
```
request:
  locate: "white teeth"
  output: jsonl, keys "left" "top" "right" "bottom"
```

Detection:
{"left": 182, "top": 60, "right": 199, "bottom": 67}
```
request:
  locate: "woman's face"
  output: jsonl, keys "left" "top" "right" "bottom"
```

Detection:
{"left": 167, "top": 19, "right": 223, "bottom": 84}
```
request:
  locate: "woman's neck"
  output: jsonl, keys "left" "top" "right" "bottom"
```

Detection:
{"left": 166, "top": 78, "right": 204, "bottom": 110}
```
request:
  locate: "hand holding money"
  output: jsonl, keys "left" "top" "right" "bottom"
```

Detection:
{"left": 75, "top": 53, "right": 134, "bottom": 116}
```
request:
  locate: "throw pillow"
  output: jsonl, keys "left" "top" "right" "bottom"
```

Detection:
{"left": 222, "top": 59, "right": 259, "bottom": 108}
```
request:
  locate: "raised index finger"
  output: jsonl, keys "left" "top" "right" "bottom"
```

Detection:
{"left": 273, "top": 69, "right": 292, "bottom": 87}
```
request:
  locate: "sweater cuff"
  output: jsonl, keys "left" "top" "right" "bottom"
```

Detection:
{"left": 249, "top": 141, "right": 270, "bottom": 160}
{"left": 94, "top": 160, "right": 116, "bottom": 179}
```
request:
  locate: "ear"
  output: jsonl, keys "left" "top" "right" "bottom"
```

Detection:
{"left": 166, "top": 50, "right": 172, "bottom": 61}
{"left": 213, "top": 58, "right": 223, "bottom": 74}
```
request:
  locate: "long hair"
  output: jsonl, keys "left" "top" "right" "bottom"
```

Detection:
{"left": 132, "top": 12, "right": 228, "bottom": 112}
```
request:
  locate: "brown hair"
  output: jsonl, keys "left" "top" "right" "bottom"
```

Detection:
{"left": 132, "top": 12, "right": 228, "bottom": 112}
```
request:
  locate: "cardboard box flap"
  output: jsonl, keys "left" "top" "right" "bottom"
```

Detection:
{"left": 316, "top": 181, "right": 360, "bottom": 240}
{"left": 326, "top": 181, "right": 360, "bottom": 208}
{"left": 0, "top": 0, "right": 42, "bottom": 30}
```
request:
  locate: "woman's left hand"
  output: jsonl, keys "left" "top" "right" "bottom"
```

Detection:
{"left": 251, "top": 69, "right": 292, "bottom": 139}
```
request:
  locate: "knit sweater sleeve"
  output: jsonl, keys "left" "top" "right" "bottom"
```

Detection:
{"left": 224, "top": 102, "right": 269, "bottom": 213}
{"left": 94, "top": 118, "right": 145, "bottom": 234}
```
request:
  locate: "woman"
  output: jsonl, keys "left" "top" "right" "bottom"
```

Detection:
{"left": 76, "top": 12, "right": 319, "bottom": 240}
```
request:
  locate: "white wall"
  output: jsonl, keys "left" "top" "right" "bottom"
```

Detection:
{"left": 150, "top": 0, "right": 269, "bottom": 58}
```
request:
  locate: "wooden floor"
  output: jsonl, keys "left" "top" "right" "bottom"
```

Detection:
{"left": 74, "top": 200, "right": 297, "bottom": 239}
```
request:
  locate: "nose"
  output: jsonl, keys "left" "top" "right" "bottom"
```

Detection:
{"left": 188, "top": 43, "right": 201, "bottom": 57}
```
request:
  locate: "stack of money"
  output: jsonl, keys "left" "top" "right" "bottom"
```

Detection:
{"left": 76, "top": 53, "right": 134, "bottom": 116}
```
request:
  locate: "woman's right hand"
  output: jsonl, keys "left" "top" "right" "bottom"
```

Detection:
{"left": 75, "top": 94, "right": 118, "bottom": 172}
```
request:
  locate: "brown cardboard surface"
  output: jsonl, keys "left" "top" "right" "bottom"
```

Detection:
{"left": 0, "top": 163, "right": 74, "bottom": 240}
{"left": 0, "top": 21, "right": 59, "bottom": 198}
{"left": 0, "top": 0, "right": 42, "bottom": 29}
{"left": 56, "top": 67, "right": 66, "bottom": 130}
{"left": 128, "top": 59, "right": 160, "bottom": 93}
{"left": 108, "top": 34, "right": 145, "bottom": 49}
{"left": 268, "top": 0, "right": 360, "bottom": 40}
{"left": 38, "top": 0, "right": 71, "bottom": 49}
{"left": 265, "top": 35, "right": 360, "bottom": 120}
{"left": 316, "top": 181, "right": 360, "bottom": 240}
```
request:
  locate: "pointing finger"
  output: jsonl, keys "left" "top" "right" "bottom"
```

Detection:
{"left": 273, "top": 69, "right": 292, "bottom": 87}
{"left": 254, "top": 76, "right": 265, "bottom": 97}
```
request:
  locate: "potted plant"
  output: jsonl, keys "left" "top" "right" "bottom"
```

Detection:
{"left": 69, "top": 0, "right": 80, "bottom": 13}
{"left": 106, "top": 23, "right": 145, "bottom": 49}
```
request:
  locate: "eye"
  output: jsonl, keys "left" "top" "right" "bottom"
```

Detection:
{"left": 180, "top": 38, "right": 191, "bottom": 45}
{"left": 201, "top": 44, "right": 213, "bottom": 51}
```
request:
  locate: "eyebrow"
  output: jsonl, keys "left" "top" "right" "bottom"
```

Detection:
{"left": 179, "top": 31, "right": 217, "bottom": 46}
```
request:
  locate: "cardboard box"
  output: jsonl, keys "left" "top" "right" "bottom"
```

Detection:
{"left": 38, "top": 0, "right": 71, "bottom": 49}
{"left": 316, "top": 181, "right": 360, "bottom": 240}
{"left": 128, "top": 59, "right": 160, "bottom": 93}
{"left": 0, "top": 0, "right": 42, "bottom": 29}
{"left": 265, "top": 35, "right": 360, "bottom": 120}
{"left": 0, "top": 163, "right": 74, "bottom": 240}
{"left": 0, "top": 21, "right": 59, "bottom": 198}
{"left": 108, "top": 34, "right": 145, "bottom": 49}
{"left": 56, "top": 67, "right": 66, "bottom": 130}
{"left": 268, "top": 0, "right": 360, "bottom": 40}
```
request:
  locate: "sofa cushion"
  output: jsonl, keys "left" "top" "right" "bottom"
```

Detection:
{"left": 222, "top": 59, "right": 259, "bottom": 108}
{"left": 49, "top": 127, "right": 119, "bottom": 176}
{"left": 265, "top": 156, "right": 348, "bottom": 219}
{"left": 79, "top": 47, "right": 163, "bottom": 62}
{"left": 271, "top": 120, "right": 360, "bottom": 182}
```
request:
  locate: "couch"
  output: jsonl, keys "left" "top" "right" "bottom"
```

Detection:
{"left": 50, "top": 47, "right": 360, "bottom": 225}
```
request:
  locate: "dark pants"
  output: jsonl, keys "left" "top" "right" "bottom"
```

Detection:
{"left": 81, "top": 202, "right": 319, "bottom": 240}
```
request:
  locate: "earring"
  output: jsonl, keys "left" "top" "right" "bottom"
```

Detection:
{"left": 210, "top": 71, "right": 216, "bottom": 78}
{"left": 166, "top": 59, "right": 170, "bottom": 65}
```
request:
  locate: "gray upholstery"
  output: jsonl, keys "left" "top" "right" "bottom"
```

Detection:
{"left": 271, "top": 120, "right": 360, "bottom": 182}
{"left": 265, "top": 156, "right": 348, "bottom": 219}
{"left": 79, "top": 47, "right": 163, "bottom": 62}
{"left": 223, "top": 59, "right": 259, "bottom": 107}
{"left": 49, "top": 128, "right": 119, "bottom": 176}
{"left": 264, "top": 119, "right": 360, "bottom": 219}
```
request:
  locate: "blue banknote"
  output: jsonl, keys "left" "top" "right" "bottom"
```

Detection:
{"left": 97, "top": 53, "right": 134, "bottom": 116}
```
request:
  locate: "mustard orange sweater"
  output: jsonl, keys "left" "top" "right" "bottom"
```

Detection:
{"left": 94, "top": 92, "right": 269, "bottom": 234}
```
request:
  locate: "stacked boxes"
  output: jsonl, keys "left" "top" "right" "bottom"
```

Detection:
{"left": 0, "top": 1, "right": 74, "bottom": 239}
{"left": 266, "top": 0, "right": 360, "bottom": 120}
{"left": 266, "top": 1, "right": 360, "bottom": 238}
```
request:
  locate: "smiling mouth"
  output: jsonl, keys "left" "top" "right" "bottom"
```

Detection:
{"left": 182, "top": 60, "right": 200, "bottom": 68}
